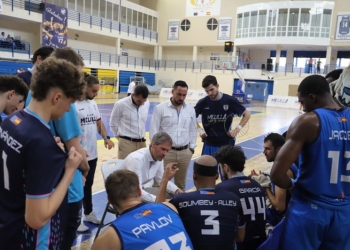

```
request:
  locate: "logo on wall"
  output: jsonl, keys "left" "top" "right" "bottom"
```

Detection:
{"left": 42, "top": 3, "right": 68, "bottom": 48}
{"left": 186, "top": 0, "right": 221, "bottom": 17}
{"left": 167, "top": 20, "right": 180, "bottom": 42}
{"left": 335, "top": 13, "right": 350, "bottom": 41}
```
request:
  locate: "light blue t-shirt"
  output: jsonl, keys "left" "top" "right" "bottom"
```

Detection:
{"left": 26, "top": 91, "right": 84, "bottom": 203}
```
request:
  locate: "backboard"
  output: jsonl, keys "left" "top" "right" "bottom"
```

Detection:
{"left": 215, "top": 55, "right": 239, "bottom": 70}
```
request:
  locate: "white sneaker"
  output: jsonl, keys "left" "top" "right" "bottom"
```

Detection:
{"left": 77, "top": 223, "right": 89, "bottom": 232}
{"left": 84, "top": 211, "right": 101, "bottom": 224}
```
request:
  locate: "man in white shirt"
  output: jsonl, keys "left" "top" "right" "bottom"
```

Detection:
{"left": 110, "top": 84, "right": 150, "bottom": 159}
{"left": 127, "top": 78, "right": 136, "bottom": 96}
{"left": 150, "top": 81, "right": 197, "bottom": 191}
{"left": 121, "top": 132, "right": 183, "bottom": 202}
{"left": 75, "top": 73, "right": 114, "bottom": 231}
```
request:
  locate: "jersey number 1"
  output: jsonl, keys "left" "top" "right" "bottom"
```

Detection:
{"left": 329, "top": 151, "right": 350, "bottom": 184}
{"left": 2, "top": 151, "right": 9, "bottom": 190}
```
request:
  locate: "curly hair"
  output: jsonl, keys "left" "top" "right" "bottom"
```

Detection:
{"left": 0, "top": 75, "right": 29, "bottom": 98}
{"left": 214, "top": 145, "right": 246, "bottom": 172}
{"left": 31, "top": 57, "right": 85, "bottom": 101}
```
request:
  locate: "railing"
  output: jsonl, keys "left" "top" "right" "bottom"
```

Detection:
{"left": 0, "top": 41, "right": 31, "bottom": 59}
{"left": 3, "top": 0, "right": 158, "bottom": 42}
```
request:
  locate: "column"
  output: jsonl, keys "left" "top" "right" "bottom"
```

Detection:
{"left": 154, "top": 45, "right": 158, "bottom": 60}
{"left": 158, "top": 45, "right": 163, "bottom": 61}
{"left": 192, "top": 45, "right": 197, "bottom": 62}
{"left": 325, "top": 46, "right": 337, "bottom": 73}
{"left": 286, "top": 49, "right": 294, "bottom": 72}
{"left": 233, "top": 46, "right": 237, "bottom": 66}
{"left": 275, "top": 45, "right": 281, "bottom": 72}
{"left": 116, "top": 37, "right": 121, "bottom": 55}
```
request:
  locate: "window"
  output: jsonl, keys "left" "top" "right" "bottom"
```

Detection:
{"left": 181, "top": 19, "right": 191, "bottom": 31}
{"left": 207, "top": 18, "right": 218, "bottom": 30}
{"left": 113, "top": 4, "right": 119, "bottom": 21}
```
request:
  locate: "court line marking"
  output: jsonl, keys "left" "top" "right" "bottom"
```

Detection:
{"left": 241, "top": 146, "right": 263, "bottom": 152}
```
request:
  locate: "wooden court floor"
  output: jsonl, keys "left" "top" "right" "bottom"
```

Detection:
{"left": 72, "top": 93, "right": 300, "bottom": 249}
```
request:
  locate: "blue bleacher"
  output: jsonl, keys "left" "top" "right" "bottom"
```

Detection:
{"left": 0, "top": 61, "right": 33, "bottom": 75}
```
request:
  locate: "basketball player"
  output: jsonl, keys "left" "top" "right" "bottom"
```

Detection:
{"left": 195, "top": 75, "right": 251, "bottom": 156}
{"left": 271, "top": 75, "right": 350, "bottom": 249}
{"left": 92, "top": 170, "right": 193, "bottom": 250}
{"left": 0, "top": 57, "right": 84, "bottom": 249}
{"left": 157, "top": 155, "right": 245, "bottom": 249}
{"left": 76, "top": 73, "right": 114, "bottom": 231}
{"left": 0, "top": 75, "right": 28, "bottom": 123}
{"left": 215, "top": 145, "right": 266, "bottom": 250}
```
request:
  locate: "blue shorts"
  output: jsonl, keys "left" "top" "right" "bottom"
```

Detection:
{"left": 279, "top": 197, "right": 350, "bottom": 249}
{"left": 202, "top": 143, "right": 223, "bottom": 180}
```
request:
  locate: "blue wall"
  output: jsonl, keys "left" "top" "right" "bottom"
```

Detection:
{"left": 119, "top": 70, "right": 155, "bottom": 93}
{"left": 0, "top": 61, "right": 32, "bottom": 75}
{"left": 233, "top": 78, "right": 274, "bottom": 102}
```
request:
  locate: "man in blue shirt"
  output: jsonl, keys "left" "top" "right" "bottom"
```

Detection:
{"left": 26, "top": 47, "right": 90, "bottom": 248}
{"left": 92, "top": 169, "right": 193, "bottom": 250}
{"left": 271, "top": 75, "right": 350, "bottom": 249}
{"left": 0, "top": 57, "right": 84, "bottom": 249}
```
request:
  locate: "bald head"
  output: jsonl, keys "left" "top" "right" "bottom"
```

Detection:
{"left": 194, "top": 155, "right": 218, "bottom": 177}
{"left": 195, "top": 155, "right": 217, "bottom": 166}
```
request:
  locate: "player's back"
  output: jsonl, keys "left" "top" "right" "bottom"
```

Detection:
{"left": 170, "top": 188, "right": 244, "bottom": 250}
{"left": 295, "top": 108, "right": 350, "bottom": 209}
{"left": 111, "top": 203, "right": 193, "bottom": 250}
{"left": 0, "top": 110, "right": 67, "bottom": 249}
{"left": 216, "top": 175, "right": 266, "bottom": 250}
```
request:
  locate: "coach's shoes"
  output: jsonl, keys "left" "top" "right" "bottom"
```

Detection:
{"left": 84, "top": 211, "right": 101, "bottom": 224}
{"left": 77, "top": 223, "right": 89, "bottom": 232}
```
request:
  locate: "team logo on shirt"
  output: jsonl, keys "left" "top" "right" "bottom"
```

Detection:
{"left": 240, "top": 180, "right": 251, "bottom": 184}
{"left": 337, "top": 117, "right": 347, "bottom": 123}
{"left": 134, "top": 209, "right": 152, "bottom": 219}
{"left": 200, "top": 190, "right": 215, "bottom": 195}
{"left": 10, "top": 116, "right": 22, "bottom": 125}
{"left": 223, "top": 105, "right": 229, "bottom": 111}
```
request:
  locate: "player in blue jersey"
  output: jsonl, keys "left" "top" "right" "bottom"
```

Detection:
{"left": 271, "top": 74, "right": 350, "bottom": 249}
{"left": 195, "top": 75, "right": 251, "bottom": 157}
{"left": 25, "top": 47, "right": 90, "bottom": 248}
{"left": 0, "top": 57, "right": 85, "bottom": 249}
{"left": 157, "top": 155, "right": 245, "bottom": 249}
{"left": 0, "top": 75, "right": 28, "bottom": 123}
{"left": 92, "top": 169, "right": 193, "bottom": 250}
{"left": 251, "top": 133, "right": 298, "bottom": 227}
{"left": 215, "top": 145, "right": 266, "bottom": 250}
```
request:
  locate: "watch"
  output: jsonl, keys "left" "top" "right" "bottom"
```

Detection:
{"left": 103, "top": 136, "right": 110, "bottom": 140}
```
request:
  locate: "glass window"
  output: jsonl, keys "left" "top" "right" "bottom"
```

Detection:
{"left": 237, "top": 13, "right": 243, "bottom": 30}
{"left": 143, "top": 14, "right": 148, "bottom": 29}
{"left": 106, "top": 2, "right": 113, "bottom": 19}
{"left": 127, "top": 8, "right": 132, "bottom": 25}
{"left": 268, "top": 9, "right": 277, "bottom": 26}
{"left": 181, "top": 19, "right": 191, "bottom": 31}
{"left": 92, "top": 0, "right": 98, "bottom": 16}
{"left": 121, "top": 6, "right": 127, "bottom": 23}
{"left": 299, "top": 8, "right": 310, "bottom": 36}
{"left": 68, "top": 0, "right": 75, "bottom": 10}
{"left": 113, "top": 4, "right": 119, "bottom": 21}
{"left": 250, "top": 11, "right": 258, "bottom": 27}
{"left": 289, "top": 8, "right": 299, "bottom": 26}
{"left": 85, "top": 0, "right": 91, "bottom": 14}
{"left": 132, "top": 10, "right": 138, "bottom": 26}
{"left": 207, "top": 18, "right": 218, "bottom": 30}
{"left": 322, "top": 9, "right": 332, "bottom": 27}
{"left": 278, "top": 9, "right": 288, "bottom": 26}
{"left": 77, "top": 0, "right": 83, "bottom": 12}
{"left": 148, "top": 15, "right": 153, "bottom": 30}
{"left": 258, "top": 10, "right": 267, "bottom": 27}
{"left": 138, "top": 12, "right": 143, "bottom": 28}
{"left": 100, "top": 0, "right": 106, "bottom": 18}
{"left": 243, "top": 12, "right": 250, "bottom": 29}
{"left": 153, "top": 17, "right": 157, "bottom": 31}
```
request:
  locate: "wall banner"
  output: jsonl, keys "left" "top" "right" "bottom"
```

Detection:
{"left": 186, "top": 0, "right": 221, "bottom": 17}
{"left": 217, "top": 17, "right": 232, "bottom": 41}
{"left": 335, "top": 13, "right": 350, "bottom": 41}
{"left": 167, "top": 20, "right": 180, "bottom": 42}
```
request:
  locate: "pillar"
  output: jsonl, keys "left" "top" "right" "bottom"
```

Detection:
{"left": 158, "top": 45, "right": 162, "bottom": 61}
{"left": 275, "top": 45, "right": 281, "bottom": 72}
{"left": 116, "top": 37, "right": 121, "bottom": 55}
{"left": 154, "top": 45, "right": 158, "bottom": 60}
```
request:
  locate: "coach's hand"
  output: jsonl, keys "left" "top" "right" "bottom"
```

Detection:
{"left": 66, "top": 147, "right": 83, "bottom": 171}
{"left": 197, "top": 127, "right": 207, "bottom": 139}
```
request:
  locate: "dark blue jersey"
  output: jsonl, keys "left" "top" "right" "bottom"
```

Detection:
{"left": 294, "top": 108, "right": 350, "bottom": 210}
{"left": 195, "top": 94, "right": 246, "bottom": 146}
{"left": 111, "top": 203, "right": 193, "bottom": 250}
{"left": 17, "top": 71, "right": 32, "bottom": 87}
{"left": 170, "top": 188, "right": 244, "bottom": 250}
{"left": 0, "top": 109, "right": 68, "bottom": 249}
{"left": 216, "top": 175, "right": 266, "bottom": 247}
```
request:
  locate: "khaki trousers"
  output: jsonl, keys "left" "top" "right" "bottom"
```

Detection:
{"left": 164, "top": 148, "right": 193, "bottom": 191}
{"left": 118, "top": 137, "right": 146, "bottom": 159}
{"left": 143, "top": 187, "right": 173, "bottom": 202}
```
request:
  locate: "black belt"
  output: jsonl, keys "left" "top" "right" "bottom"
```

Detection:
{"left": 171, "top": 145, "right": 188, "bottom": 151}
{"left": 120, "top": 136, "right": 146, "bottom": 142}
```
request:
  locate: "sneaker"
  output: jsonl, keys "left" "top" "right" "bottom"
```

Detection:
{"left": 84, "top": 211, "right": 101, "bottom": 224}
{"left": 77, "top": 223, "right": 89, "bottom": 232}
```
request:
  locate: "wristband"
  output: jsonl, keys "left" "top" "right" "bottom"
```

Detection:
{"left": 103, "top": 136, "right": 110, "bottom": 140}
{"left": 237, "top": 125, "right": 243, "bottom": 130}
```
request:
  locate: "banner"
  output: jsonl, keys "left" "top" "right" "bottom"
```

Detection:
{"left": 186, "top": 0, "right": 221, "bottom": 17}
{"left": 42, "top": 3, "right": 68, "bottom": 48}
{"left": 335, "top": 13, "right": 350, "bottom": 41}
{"left": 0, "top": 0, "right": 3, "bottom": 12}
{"left": 217, "top": 18, "right": 232, "bottom": 41}
{"left": 167, "top": 20, "right": 180, "bottom": 42}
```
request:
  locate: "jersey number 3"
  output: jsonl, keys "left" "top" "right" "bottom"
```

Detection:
{"left": 329, "top": 151, "right": 350, "bottom": 184}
